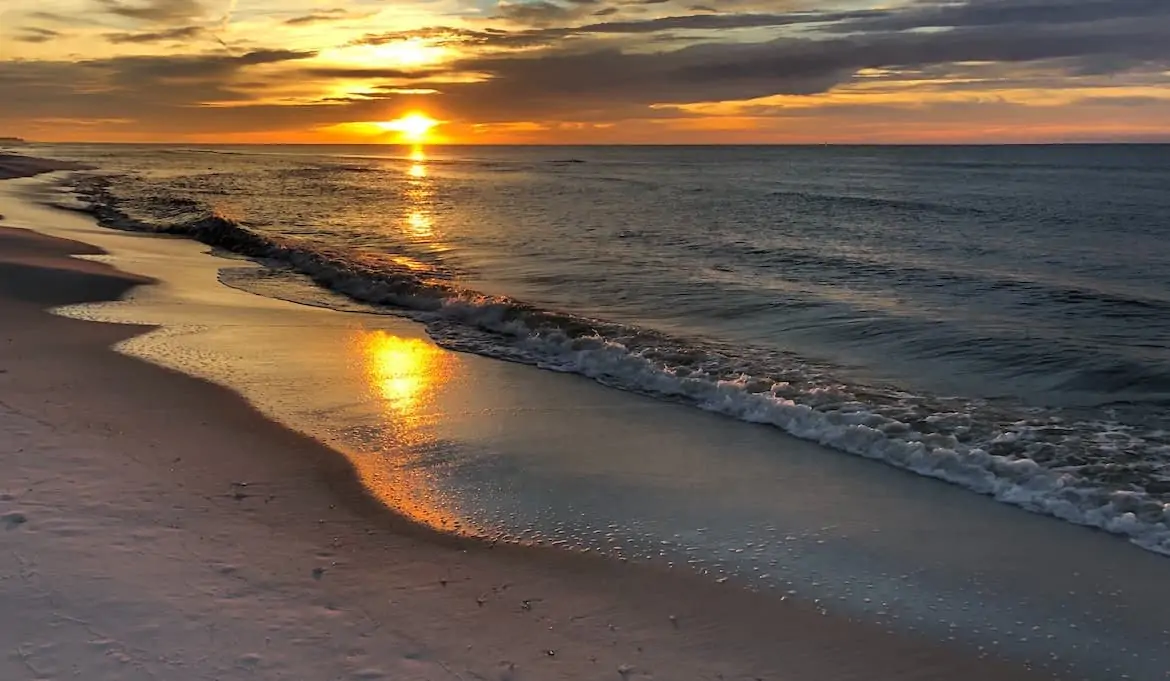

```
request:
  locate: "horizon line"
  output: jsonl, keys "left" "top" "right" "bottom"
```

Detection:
{"left": 6, "top": 140, "right": 1170, "bottom": 147}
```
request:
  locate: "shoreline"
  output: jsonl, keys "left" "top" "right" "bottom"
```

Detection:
{"left": 44, "top": 146, "right": 1170, "bottom": 560}
{"left": 0, "top": 165, "right": 1067, "bottom": 679}
{"left": 0, "top": 152, "right": 87, "bottom": 181}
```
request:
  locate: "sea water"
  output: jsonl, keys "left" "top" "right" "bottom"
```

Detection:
{"left": 26, "top": 142, "right": 1170, "bottom": 557}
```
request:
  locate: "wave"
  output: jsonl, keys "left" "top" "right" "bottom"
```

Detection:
{"left": 165, "top": 148, "right": 248, "bottom": 156}
{"left": 767, "top": 190, "right": 977, "bottom": 216}
{"left": 68, "top": 174, "right": 1170, "bottom": 557}
{"left": 708, "top": 236, "right": 1170, "bottom": 313}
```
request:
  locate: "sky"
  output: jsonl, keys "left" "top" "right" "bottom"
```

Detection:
{"left": 1, "top": 0, "right": 1169, "bottom": 144}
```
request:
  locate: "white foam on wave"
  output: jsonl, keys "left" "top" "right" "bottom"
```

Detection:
{"left": 416, "top": 316, "right": 1170, "bottom": 557}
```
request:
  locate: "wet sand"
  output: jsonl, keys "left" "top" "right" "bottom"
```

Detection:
{"left": 0, "top": 159, "right": 1164, "bottom": 680}
{"left": 0, "top": 152, "right": 85, "bottom": 180}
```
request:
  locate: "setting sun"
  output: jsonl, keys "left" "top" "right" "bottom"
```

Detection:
{"left": 378, "top": 113, "right": 439, "bottom": 143}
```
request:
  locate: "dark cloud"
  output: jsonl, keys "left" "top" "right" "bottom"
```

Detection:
{"left": 15, "top": 27, "right": 63, "bottom": 44}
{"left": 828, "top": 0, "right": 1170, "bottom": 33}
{"left": 429, "top": 46, "right": 842, "bottom": 121}
{"left": 0, "top": 48, "right": 334, "bottom": 137}
{"left": 107, "top": 49, "right": 317, "bottom": 81}
{"left": 0, "top": 49, "right": 316, "bottom": 110}
{"left": 284, "top": 9, "right": 367, "bottom": 26}
{"left": 477, "top": 0, "right": 1170, "bottom": 40}
{"left": 414, "top": 6, "right": 1170, "bottom": 122}
{"left": 676, "top": 25, "right": 1169, "bottom": 87}
{"left": 569, "top": 10, "right": 884, "bottom": 34}
{"left": 105, "top": 25, "right": 206, "bottom": 44}
{"left": 95, "top": 0, "right": 207, "bottom": 24}
{"left": 495, "top": 0, "right": 606, "bottom": 26}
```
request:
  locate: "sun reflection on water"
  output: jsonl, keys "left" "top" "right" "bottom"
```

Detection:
{"left": 407, "top": 211, "right": 433, "bottom": 238}
{"left": 400, "top": 145, "right": 440, "bottom": 245}
{"left": 347, "top": 330, "right": 464, "bottom": 531}
{"left": 407, "top": 144, "right": 428, "bottom": 177}
{"left": 363, "top": 331, "right": 450, "bottom": 424}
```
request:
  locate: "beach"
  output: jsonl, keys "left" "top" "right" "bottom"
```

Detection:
{"left": 2, "top": 155, "right": 1169, "bottom": 680}
{"left": 7, "top": 0, "right": 1170, "bottom": 673}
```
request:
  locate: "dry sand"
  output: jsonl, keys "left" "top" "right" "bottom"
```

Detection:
{"left": 0, "top": 168, "right": 1073, "bottom": 680}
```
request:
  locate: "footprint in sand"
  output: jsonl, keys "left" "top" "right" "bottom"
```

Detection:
{"left": 2, "top": 511, "right": 28, "bottom": 529}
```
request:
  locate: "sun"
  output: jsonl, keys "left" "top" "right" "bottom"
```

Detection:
{"left": 378, "top": 113, "right": 439, "bottom": 142}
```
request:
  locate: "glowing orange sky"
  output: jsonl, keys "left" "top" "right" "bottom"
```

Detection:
{"left": 2, "top": 0, "right": 1169, "bottom": 144}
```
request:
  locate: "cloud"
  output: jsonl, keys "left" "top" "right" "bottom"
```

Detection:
{"left": 299, "top": 66, "right": 437, "bottom": 80}
{"left": 410, "top": 7, "right": 1170, "bottom": 122}
{"left": 495, "top": 0, "right": 603, "bottom": 26}
{"left": 1073, "top": 94, "right": 1170, "bottom": 107}
{"left": 828, "top": 0, "right": 1170, "bottom": 33}
{"left": 0, "top": 47, "right": 331, "bottom": 138}
{"left": 347, "top": 9, "right": 877, "bottom": 54}
{"left": 14, "top": 27, "right": 63, "bottom": 44}
{"left": 95, "top": 0, "right": 208, "bottom": 24}
{"left": 569, "top": 10, "right": 881, "bottom": 33}
{"left": 3, "top": 0, "right": 1170, "bottom": 141}
{"left": 284, "top": 8, "right": 367, "bottom": 26}
{"left": 350, "top": 26, "right": 560, "bottom": 51}
{"left": 26, "top": 11, "right": 71, "bottom": 22}
{"left": 105, "top": 25, "right": 206, "bottom": 43}
{"left": 106, "top": 49, "right": 317, "bottom": 82}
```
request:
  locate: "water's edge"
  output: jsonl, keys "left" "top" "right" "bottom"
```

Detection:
{"left": 48, "top": 169, "right": 1170, "bottom": 558}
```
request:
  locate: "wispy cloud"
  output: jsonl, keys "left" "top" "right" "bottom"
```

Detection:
{"left": 105, "top": 25, "right": 206, "bottom": 43}
{"left": 15, "top": 27, "right": 63, "bottom": 43}
{"left": 284, "top": 8, "right": 368, "bottom": 27}
{"left": 95, "top": 0, "right": 209, "bottom": 24}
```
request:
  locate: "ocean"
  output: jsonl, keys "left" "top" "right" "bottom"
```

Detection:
{"left": 25, "top": 142, "right": 1170, "bottom": 557}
